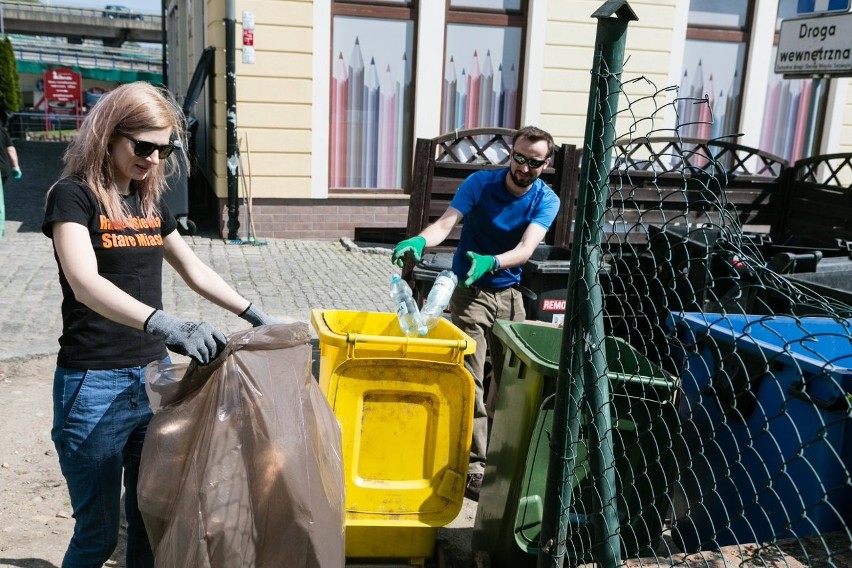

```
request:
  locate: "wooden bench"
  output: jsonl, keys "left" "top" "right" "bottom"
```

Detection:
{"left": 773, "top": 152, "right": 852, "bottom": 249}
{"left": 599, "top": 137, "right": 788, "bottom": 247}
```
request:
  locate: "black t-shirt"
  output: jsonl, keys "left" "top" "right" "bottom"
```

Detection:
{"left": 42, "top": 177, "right": 178, "bottom": 369}
{"left": 0, "top": 128, "right": 13, "bottom": 181}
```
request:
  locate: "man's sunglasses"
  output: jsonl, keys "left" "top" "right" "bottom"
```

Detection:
{"left": 511, "top": 151, "right": 547, "bottom": 169}
{"left": 117, "top": 132, "right": 176, "bottom": 159}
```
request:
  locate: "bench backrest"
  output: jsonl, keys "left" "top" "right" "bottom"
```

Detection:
{"left": 773, "top": 153, "right": 852, "bottom": 246}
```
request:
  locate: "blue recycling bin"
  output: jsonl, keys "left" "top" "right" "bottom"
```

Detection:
{"left": 667, "top": 312, "right": 852, "bottom": 552}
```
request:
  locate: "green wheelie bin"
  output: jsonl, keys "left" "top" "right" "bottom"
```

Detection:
{"left": 472, "top": 320, "right": 678, "bottom": 566}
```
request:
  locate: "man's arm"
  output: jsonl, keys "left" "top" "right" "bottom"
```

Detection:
{"left": 462, "top": 223, "right": 547, "bottom": 286}
{"left": 494, "top": 223, "right": 548, "bottom": 269}
{"left": 391, "top": 206, "right": 463, "bottom": 267}
{"left": 419, "top": 206, "right": 462, "bottom": 247}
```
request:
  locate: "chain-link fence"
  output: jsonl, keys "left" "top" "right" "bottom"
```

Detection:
{"left": 533, "top": 11, "right": 852, "bottom": 568}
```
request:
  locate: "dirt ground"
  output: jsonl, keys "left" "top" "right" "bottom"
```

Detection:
{"left": 0, "top": 354, "right": 476, "bottom": 568}
{"left": 0, "top": 355, "right": 87, "bottom": 568}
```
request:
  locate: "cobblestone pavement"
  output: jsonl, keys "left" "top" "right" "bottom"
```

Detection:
{"left": 0, "top": 141, "right": 396, "bottom": 362}
{"left": 0, "top": 141, "right": 477, "bottom": 568}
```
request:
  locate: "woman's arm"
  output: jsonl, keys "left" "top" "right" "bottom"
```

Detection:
{"left": 7, "top": 145, "right": 19, "bottom": 170}
{"left": 162, "top": 231, "right": 251, "bottom": 315}
{"left": 52, "top": 221, "right": 155, "bottom": 329}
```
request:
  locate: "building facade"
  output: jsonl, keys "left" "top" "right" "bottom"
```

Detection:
{"left": 163, "top": 0, "right": 852, "bottom": 240}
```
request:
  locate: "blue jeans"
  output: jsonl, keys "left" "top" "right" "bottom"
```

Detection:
{"left": 52, "top": 363, "right": 159, "bottom": 568}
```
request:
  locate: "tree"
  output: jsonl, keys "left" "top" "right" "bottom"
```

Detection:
{"left": 0, "top": 37, "right": 22, "bottom": 112}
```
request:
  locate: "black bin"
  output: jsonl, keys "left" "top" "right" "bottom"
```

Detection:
{"left": 787, "top": 259, "right": 852, "bottom": 309}
{"left": 520, "top": 245, "right": 572, "bottom": 324}
{"left": 756, "top": 233, "right": 851, "bottom": 259}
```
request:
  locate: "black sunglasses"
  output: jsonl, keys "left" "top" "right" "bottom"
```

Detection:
{"left": 117, "top": 132, "right": 175, "bottom": 159}
{"left": 511, "top": 151, "right": 547, "bottom": 169}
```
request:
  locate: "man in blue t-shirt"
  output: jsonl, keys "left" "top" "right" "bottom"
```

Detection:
{"left": 392, "top": 126, "right": 560, "bottom": 501}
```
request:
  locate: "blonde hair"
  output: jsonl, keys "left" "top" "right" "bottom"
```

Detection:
{"left": 58, "top": 82, "right": 188, "bottom": 226}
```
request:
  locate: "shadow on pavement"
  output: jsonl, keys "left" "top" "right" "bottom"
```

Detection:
{"left": 0, "top": 559, "right": 59, "bottom": 568}
{"left": 4, "top": 140, "right": 67, "bottom": 234}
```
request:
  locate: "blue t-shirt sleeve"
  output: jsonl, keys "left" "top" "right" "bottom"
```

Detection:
{"left": 449, "top": 171, "right": 484, "bottom": 216}
{"left": 531, "top": 186, "right": 561, "bottom": 231}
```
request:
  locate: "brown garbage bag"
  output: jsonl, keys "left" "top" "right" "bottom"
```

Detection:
{"left": 138, "top": 323, "right": 345, "bottom": 568}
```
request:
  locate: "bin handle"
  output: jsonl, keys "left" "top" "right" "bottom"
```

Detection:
{"left": 788, "top": 377, "right": 847, "bottom": 412}
{"left": 345, "top": 333, "right": 469, "bottom": 364}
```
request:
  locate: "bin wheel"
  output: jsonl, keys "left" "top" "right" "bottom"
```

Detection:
{"left": 473, "top": 550, "right": 491, "bottom": 568}
{"left": 176, "top": 217, "right": 197, "bottom": 236}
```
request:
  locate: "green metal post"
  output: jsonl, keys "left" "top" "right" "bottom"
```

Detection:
{"left": 537, "top": 3, "right": 636, "bottom": 568}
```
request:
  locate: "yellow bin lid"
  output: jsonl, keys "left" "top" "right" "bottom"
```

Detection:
{"left": 327, "top": 357, "right": 474, "bottom": 526}
{"left": 311, "top": 309, "right": 475, "bottom": 365}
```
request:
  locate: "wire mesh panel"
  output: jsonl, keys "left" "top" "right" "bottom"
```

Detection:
{"left": 548, "top": 60, "right": 852, "bottom": 568}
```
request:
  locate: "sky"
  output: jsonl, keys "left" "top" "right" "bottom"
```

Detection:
{"left": 46, "top": 1, "right": 161, "bottom": 16}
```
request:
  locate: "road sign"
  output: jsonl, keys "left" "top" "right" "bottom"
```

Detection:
{"left": 43, "top": 68, "right": 81, "bottom": 104}
{"left": 797, "top": 0, "right": 851, "bottom": 14}
{"left": 776, "top": 12, "right": 852, "bottom": 75}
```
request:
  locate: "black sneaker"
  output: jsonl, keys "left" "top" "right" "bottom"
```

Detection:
{"left": 465, "top": 472, "right": 483, "bottom": 501}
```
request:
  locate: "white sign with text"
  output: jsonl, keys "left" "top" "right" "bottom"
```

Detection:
{"left": 776, "top": 12, "right": 852, "bottom": 75}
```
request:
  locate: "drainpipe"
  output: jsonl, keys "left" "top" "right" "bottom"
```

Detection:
{"left": 225, "top": 0, "right": 240, "bottom": 240}
{"left": 160, "top": 2, "right": 167, "bottom": 88}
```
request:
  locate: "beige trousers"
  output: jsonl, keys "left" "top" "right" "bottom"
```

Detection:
{"left": 451, "top": 284, "right": 526, "bottom": 475}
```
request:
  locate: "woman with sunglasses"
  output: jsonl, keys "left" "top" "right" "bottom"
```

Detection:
{"left": 42, "top": 81, "right": 276, "bottom": 568}
{"left": 391, "top": 125, "right": 560, "bottom": 502}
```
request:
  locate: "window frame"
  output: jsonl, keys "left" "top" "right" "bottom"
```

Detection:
{"left": 328, "top": 0, "right": 419, "bottom": 192}
{"left": 682, "top": 2, "right": 755, "bottom": 141}
{"left": 441, "top": 0, "right": 528, "bottom": 132}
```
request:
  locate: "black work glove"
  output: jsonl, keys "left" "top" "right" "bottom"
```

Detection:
{"left": 144, "top": 309, "right": 228, "bottom": 364}
{"left": 239, "top": 303, "right": 281, "bottom": 327}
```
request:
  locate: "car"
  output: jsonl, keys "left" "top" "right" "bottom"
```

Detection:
{"left": 102, "top": 5, "right": 144, "bottom": 21}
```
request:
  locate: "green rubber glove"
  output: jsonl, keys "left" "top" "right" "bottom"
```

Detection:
{"left": 464, "top": 252, "right": 496, "bottom": 287}
{"left": 391, "top": 236, "right": 426, "bottom": 267}
{"left": 12, "top": 167, "right": 21, "bottom": 180}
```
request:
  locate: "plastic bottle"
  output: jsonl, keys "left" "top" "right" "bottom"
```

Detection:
{"left": 421, "top": 270, "right": 458, "bottom": 331}
{"left": 390, "top": 274, "right": 427, "bottom": 337}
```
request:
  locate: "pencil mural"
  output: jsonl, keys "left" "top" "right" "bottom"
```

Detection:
{"left": 760, "top": 68, "right": 818, "bottom": 163}
{"left": 331, "top": 18, "right": 414, "bottom": 189}
{"left": 442, "top": 24, "right": 522, "bottom": 134}
{"left": 677, "top": 58, "right": 741, "bottom": 142}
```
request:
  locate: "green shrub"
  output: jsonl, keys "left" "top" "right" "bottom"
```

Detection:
{"left": 0, "top": 37, "right": 22, "bottom": 112}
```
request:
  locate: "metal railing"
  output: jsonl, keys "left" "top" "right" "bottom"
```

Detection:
{"left": 0, "top": 0, "right": 161, "bottom": 23}
{"left": 12, "top": 37, "right": 161, "bottom": 73}
{"left": 7, "top": 111, "right": 81, "bottom": 139}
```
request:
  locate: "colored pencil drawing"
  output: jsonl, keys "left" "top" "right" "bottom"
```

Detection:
{"left": 442, "top": 23, "right": 522, "bottom": 138}
{"left": 678, "top": 42, "right": 744, "bottom": 143}
{"left": 331, "top": 17, "right": 413, "bottom": 189}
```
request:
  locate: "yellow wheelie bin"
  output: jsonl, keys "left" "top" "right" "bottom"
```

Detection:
{"left": 311, "top": 309, "right": 476, "bottom": 565}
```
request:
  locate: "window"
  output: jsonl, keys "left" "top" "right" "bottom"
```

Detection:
{"left": 758, "top": 0, "right": 830, "bottom": 162}
{"left": 678, "top": 0, "right": 751, "bottom": 140}
{"left": 441, "top": 1, "right": 526, "bottom": 134}
{"left": 330, "top": 2, "right": 415, "bottom": 189}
